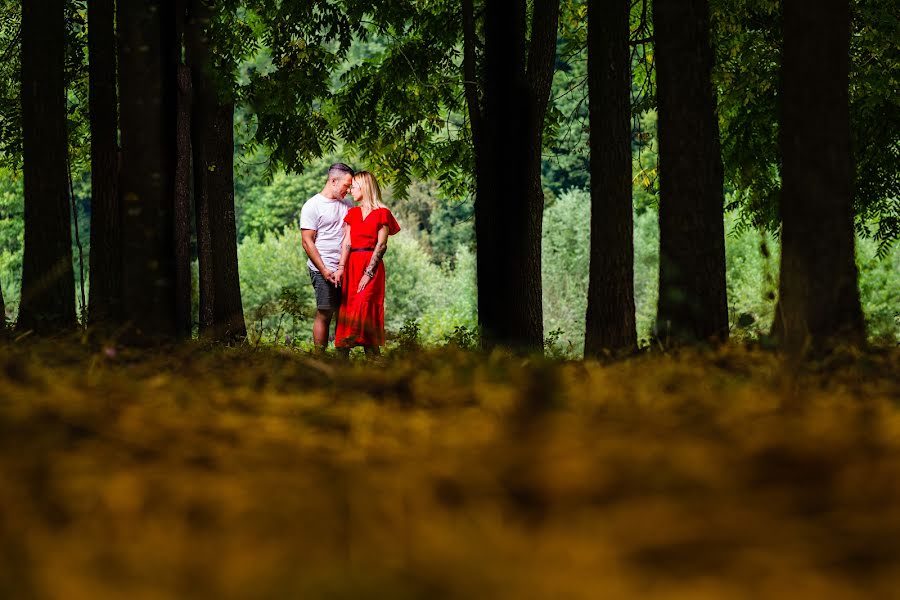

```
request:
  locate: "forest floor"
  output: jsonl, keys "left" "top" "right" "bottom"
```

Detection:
{"left": 1, "top": 339, "right": 899, "bottom": 599}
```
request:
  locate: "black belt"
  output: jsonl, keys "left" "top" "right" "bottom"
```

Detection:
{"left": 350, "top": 247, "right": 375, "bottom": 252}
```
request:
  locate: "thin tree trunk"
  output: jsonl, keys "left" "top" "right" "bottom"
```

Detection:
{"left": 117, "top": 0, "right": 178, "bottom": 343}
{"left": 186, "top": 0, "right": 214, "bottom": 337}
{"left": 654, "top": 0, "right": 728, "bottom": 344}
{"left": 778, "top": 0, "right": 864, "bottom": 353}
{"left": 208, "top": 100, "right": 246, "bottom": 341}
{"left": 174, "top": 0, "right": 193, "bottom": 340}
{"left": 584, "top": 0, "right": 636, "bottom": 356}
{"left": 520, "top": 0, "right": 558, "bottom": 350}
{"left": 87, "top": 0, "right": 120, "bottom": 327}
{"left": 18, "top": 0, "right": 76, "bottom": 333}
{"left": 187, "top": 0, "right": 245, "bottom": 342}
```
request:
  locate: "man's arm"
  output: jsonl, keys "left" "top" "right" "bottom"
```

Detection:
{"left": 301, "top": 228, "right": 333, "bottom": 281}
{"left": 332, "top": 223, "right": 351, "bottom": 286}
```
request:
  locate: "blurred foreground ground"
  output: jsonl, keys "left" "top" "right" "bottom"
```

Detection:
{"left": 1, "top": 341, "right": 899, "bottom": 599}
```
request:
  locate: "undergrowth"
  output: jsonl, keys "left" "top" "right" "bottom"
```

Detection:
{"left": 0, "top": 339, "right": 898, "bottom": 599}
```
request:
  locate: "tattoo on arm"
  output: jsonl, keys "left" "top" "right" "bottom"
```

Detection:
{"left": 365, "top": 242, "right": 387, "bottom": 275}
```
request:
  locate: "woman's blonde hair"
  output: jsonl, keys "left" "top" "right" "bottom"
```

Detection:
{"left": 353, "top": 171, "right": 388, "bottom": 210}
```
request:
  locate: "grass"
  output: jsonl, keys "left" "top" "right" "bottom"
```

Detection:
{"left": 1, "top": 339, "right": 899, "bottom": 599}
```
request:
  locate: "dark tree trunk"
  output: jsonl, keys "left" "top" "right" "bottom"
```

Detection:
{"left": 117, "top": 0, "right": 178, "bottom": 343}
{"left": 187, "top": 1, "right": 214, "bottom": 336}
{"left": 778, "top": 0, "right": 864, "bottom": 353}
{"left": 187, "top": 0, "right": 246, "bottom": 342}
{"left": 653, "top": 0, "right": 728, "bottom": 344}
{"left": 208, "top": 100, "right": 245, "bottom": 341}
{"left": 174, "top": 0, "right": 193, "bottom": 340}
{"left": 473, "top": 0, "right": 557, "bottom": 351}
{"left": 584, "top": 0, "right": 637, "bottom": 356}
{"left": 18, "top": 0, "right": 76, "bottom": 333}
{"left": 87, "top": 0, "right": 120, "bottom": 327}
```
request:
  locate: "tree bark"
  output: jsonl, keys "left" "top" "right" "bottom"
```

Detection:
{"left": 18, "top": 0, "right": 76, "bottom": 333}
{"left": 584, "top": 0, "right": 637, "bottom": 357}
{"left": 778, "top": 0, "right": 864, "bottom": 353}
{"left": 474, "top": 0, "right": 557, "bottom": 351}
{"left": 174, "top": 0, "right": 193, "bottom": 340}
{"left": 87, "top": 0, "right": 121, "bottom": 327}
{"left": 117, "top": 0, "right": 178, "bottom": 343}
{"left": 208, "top": 100, "right": 246, "bottom": 341}
{"left": 187, "top": 0, "right": 246, "bottom": 342}
{"left": 654, "top": 0, "right": 729, "bottom": 344}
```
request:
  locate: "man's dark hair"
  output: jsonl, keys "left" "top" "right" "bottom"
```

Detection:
{"left": 328, "top": 163, "right": 355, "bottom": 179}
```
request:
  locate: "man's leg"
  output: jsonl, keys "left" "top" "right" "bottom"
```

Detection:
{"left": 313, "top": 309, "right": 333, "bottom": 350}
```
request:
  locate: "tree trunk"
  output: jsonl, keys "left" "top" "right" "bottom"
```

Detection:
{"left": 18, "top": 0, "right": 76, "bottom": 333}
{"left": 174, "top": 0, "right": 193, "bottom": 340}
{"left": 778, "top": 0, "right": 864, "bottom": 353}
{"left": 584, "top": 0, "right": 636, "bottom": 357}
{"left": 187, "top": 0, "right": 246, "bottom": 343}
{"left": 209, "top": 100, "right": 246, "bottom": 341}
{"left": 474, "top": 0, "right": 556, "bottom": 351}
{"left": 117, "top": 0, "right": 178, "bottom": 343}
{"left": 87, "top": 0, "right": 120, "bottom": 327}
{"left": 174, "top": 64, "right": 193, "bottom": 339}
{"left": 653, "top": 0, "right": 728, "bottom": 344}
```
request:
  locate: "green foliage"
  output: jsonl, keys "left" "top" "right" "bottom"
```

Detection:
{"left": 329, "top": 4, "right": 471, "bottom": 201}
{"left": 0, "top": 171, "right": 22, "bottom": 319}
{"left": 857, "top": 235, "right": 900, "bottom": 343}
{"left": 236, "top": 1, "right": 362, "bottom": 174}
{"left": 442, "top": 324, "right": 478, "bottom": 350}
{"left": 384, "top": 231, "right": 476, "bottom": 343}
{"left": 0, "top": 1, "right": 22, "bottom": 169}
{"left": 393, "top": 318, "right": 421, "bottom": 353}
{"left": 723, "top": 210, "right": 779, "bottom": 339}
{"left": 386, "top": 179, "right": 474, "bottom": 266}
{"left": 711, "top": 0, "right": 900, "bottom": 248}
{"left": 237, "top": 226, "right": 314, "bottom": 340}
{"left": 541, "top": 188, "right": 660, "bottom": 354}
{"left": 237, "top": 168, "right": 323, "bottom": 241}
{"left": 0, "top": 0, "right": 91, "bottom": 172}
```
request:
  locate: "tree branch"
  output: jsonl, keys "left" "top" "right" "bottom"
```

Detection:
{"left": 525, "top": 0, "right": 560, "bottom": 121}
{"left": 462, "top": 0, "right": 481, "bottom": 146}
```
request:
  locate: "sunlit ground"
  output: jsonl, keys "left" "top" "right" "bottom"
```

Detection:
{"left": 1, "top": 339, "right": 898, "bottom": 599}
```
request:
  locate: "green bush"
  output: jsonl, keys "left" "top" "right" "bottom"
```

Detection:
{"left": 385, "top": 231, "right": 476, "bottom": 344}
{"left": 237, "top": 226, "right": 315, "bottom": 341}
{"left": 857, "top": 236, "right": 900, "bottom": 343}
{"left": 723, "top": 214, "right": 779, "bottom": 339}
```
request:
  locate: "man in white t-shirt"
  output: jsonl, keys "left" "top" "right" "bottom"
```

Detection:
{"left": 300, "top": 163, "right": 355, "bottom": 350}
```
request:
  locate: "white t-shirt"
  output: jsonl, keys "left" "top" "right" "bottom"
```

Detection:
{"left": 299, "top": 193, "right": 354, "bottom": 272}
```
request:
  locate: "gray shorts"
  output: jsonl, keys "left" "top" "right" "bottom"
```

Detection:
{"left": 309, "top": 268, "right": 341, "bottom": 311}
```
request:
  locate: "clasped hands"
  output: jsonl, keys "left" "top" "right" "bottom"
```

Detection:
{"left": 326, "top": 266, "right": 372, "bottom": 293}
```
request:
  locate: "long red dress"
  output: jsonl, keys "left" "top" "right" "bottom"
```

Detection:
{"left": 335, "top": 207, "right": 401, "bottom": 347}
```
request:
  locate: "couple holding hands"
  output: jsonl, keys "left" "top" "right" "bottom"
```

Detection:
{"left": 300, "top": 163, "right": 401, "bottom": 357}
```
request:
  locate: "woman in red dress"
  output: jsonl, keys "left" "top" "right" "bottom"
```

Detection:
{"left": 333, "top": 171, "right": 400, "bottom": 357}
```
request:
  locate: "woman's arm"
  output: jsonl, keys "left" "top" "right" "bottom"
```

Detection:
{"left": 333, "top": 223, "right": 351, "bottom": 285}
{"left": 357, "top": 224, "right": 389, "bottom": 292}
